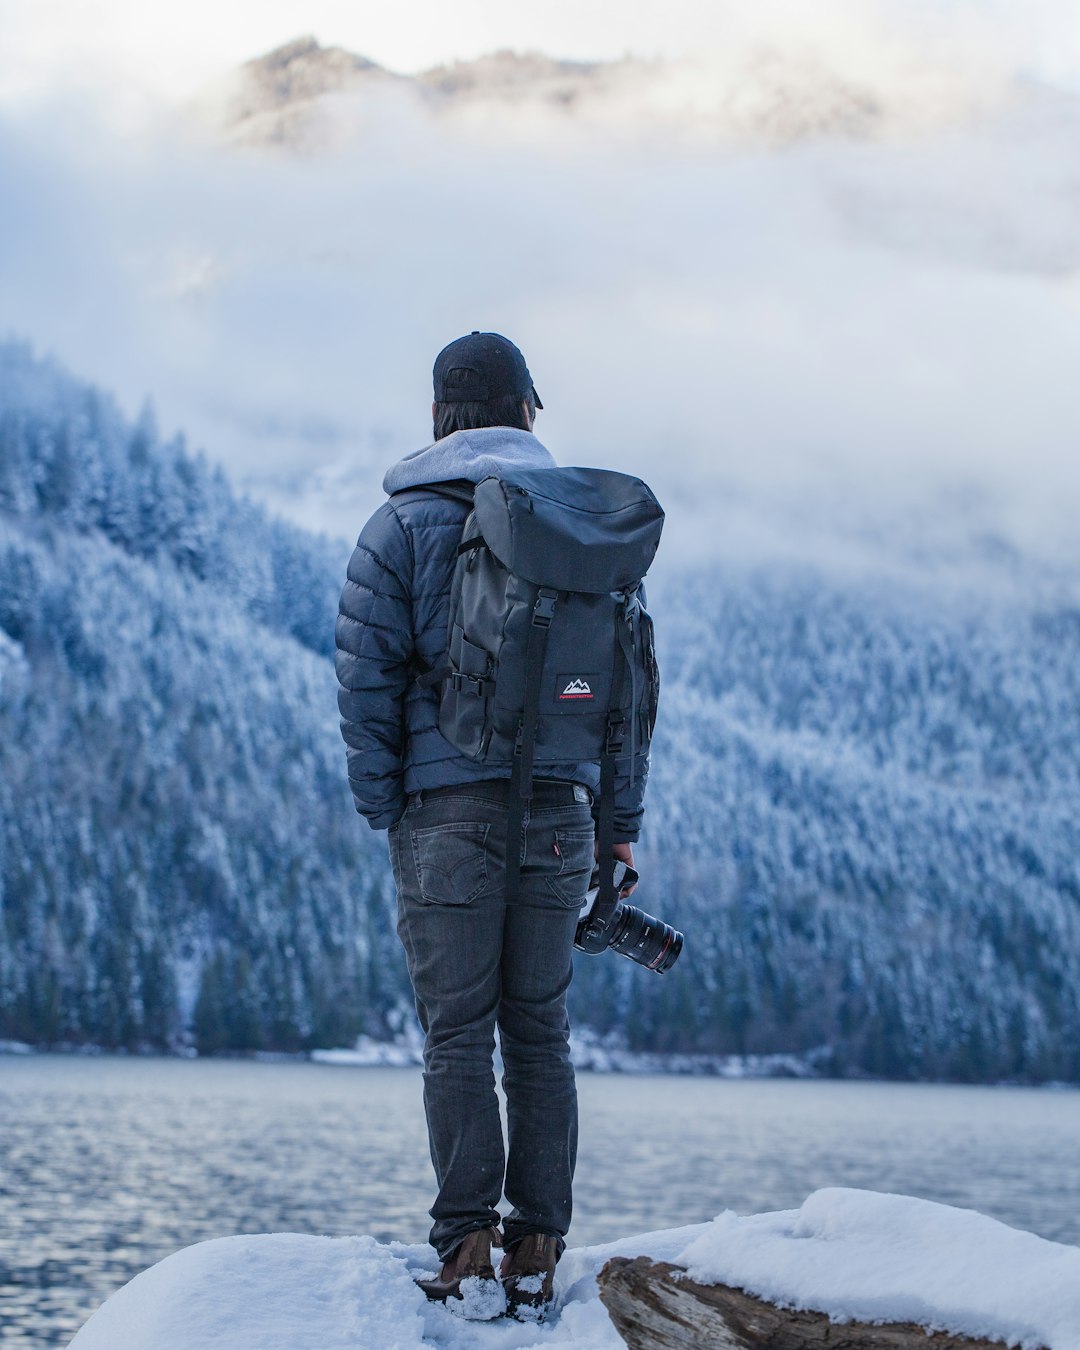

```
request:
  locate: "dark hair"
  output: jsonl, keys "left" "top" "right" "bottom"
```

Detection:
{"left": 433, "top": 367, "right": 537, "bottom": 441}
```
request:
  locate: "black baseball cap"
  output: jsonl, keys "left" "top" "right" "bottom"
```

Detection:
{"left": 433, "top": 331, "right": 543, "bottom": 408}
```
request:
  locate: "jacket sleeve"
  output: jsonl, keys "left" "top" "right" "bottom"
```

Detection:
{"left": 335, "top": 503, "right": 414, "bottom": 829}
{"left": 606, "top": 580, "right": 654, "bottom": 844}
{"left": 608, "top": 762, "right": 648, "bottom": 844}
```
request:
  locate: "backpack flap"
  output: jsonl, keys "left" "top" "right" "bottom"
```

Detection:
{"left": 473, "top": 467, "right": 663, "bottom": 594}
{"left": 427, "top": 465, "right": 662, "bottom": 906}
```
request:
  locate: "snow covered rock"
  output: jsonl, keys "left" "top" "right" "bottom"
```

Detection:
{"left": 603, "top": 1190, "right": 1080, "bottom": 1350}
{"left": 68, "top": 1190, "right": 1080, "bottom": 1350}
{"left": 66, "top": 1233, "right": 427, "bottom": 1350}
{"left": 672, "top": 1188, "right": 1079, "bottom": 1349}
{"left": 66, "top": 1227, "right": 644, "bottom": 1350}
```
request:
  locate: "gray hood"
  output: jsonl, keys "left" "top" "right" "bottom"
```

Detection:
{"left": 382, "top": 426, "right": 556, "bottom": 495}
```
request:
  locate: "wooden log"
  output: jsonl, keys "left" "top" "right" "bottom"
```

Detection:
{"left": 597, "top": 1256, "right": 1026, "bottom": 1350}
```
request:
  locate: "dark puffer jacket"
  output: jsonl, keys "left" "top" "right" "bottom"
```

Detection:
{"left": 335, "top": 426, "right": 648, "bottom": 837}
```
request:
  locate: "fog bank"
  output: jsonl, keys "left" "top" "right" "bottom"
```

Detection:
{"left": 2, "top": 5, "right": 1078, "bottom": 571}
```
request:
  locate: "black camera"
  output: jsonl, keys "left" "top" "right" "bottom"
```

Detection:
{"left": 573, "top": 861, "right": 683, "bottom": 974}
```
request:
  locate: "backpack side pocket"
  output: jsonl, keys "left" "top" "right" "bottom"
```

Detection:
{"left": 439, "top": 624, "right": 495, "bottom": 759}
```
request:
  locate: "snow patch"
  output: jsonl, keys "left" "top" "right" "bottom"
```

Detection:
{"left": 68, "top": 1233, "right": 427, "bottom": 1350}
{"left": 446, "top": 1275, "right": 507, "bottom": 1322}
{"left": 312, "top": 1031, "right": 831, "bottom": 1076}
{"left": 67, "top": 1189, "right": 1080, "bottom": 1350}
{"left": 569, "top": 1027, "right": 830, "bottom": 1077}
{"left": 677, "top": 1189, "right": 1080, "bottom": 1350}
{"left": 311, "top": 1036, "right": 422, "bottom": 1068}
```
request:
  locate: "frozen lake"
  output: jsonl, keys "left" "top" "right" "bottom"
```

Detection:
{"left": 1, "top": 1055, "right": 1078, "bottom": 1347}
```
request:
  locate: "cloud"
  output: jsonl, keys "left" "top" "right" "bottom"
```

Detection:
{"left": 0, "top": 0, "right": 1073, "bottom": 101}
{"left": 1, "top": 3, "right": 1079, "bottom": 581}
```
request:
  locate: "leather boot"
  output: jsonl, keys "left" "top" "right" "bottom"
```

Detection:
{"left": 500, "top": 1232, "right": 558, "bottom": 1320}
{"left": 416, "top": 1226, "right": 503, "bottom": 1311}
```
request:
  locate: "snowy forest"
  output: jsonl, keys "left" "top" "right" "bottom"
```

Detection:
{"left": 1, "top": 340, "right": 1078, "bottom": 1081}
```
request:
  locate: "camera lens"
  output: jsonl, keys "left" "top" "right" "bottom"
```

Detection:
{"left": 607, "top": 904, "right": 683, "bottom": 974}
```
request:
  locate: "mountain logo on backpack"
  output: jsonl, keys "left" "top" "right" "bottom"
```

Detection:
{"left": 559, "top": 678, "right": 594, "bottom": 700}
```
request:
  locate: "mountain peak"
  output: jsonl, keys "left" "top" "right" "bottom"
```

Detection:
{"left": 199, "top": 32, "right": 1019, "bottom": 153}
{"left": 199, "top": 35, "right": 394, "bottom": 142}
{"left": 238, "top": 35, "right": 387, "bottom": 105}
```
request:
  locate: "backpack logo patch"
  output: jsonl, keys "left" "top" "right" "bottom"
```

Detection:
{"left": 559, "top": 677, "right": 595, "bottom": 701}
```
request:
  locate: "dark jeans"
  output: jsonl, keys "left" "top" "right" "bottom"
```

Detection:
{"left": 388, "top": 779, "right": 595, "bottom": 1260}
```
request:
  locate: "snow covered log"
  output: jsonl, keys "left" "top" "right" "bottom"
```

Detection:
{"left": 597, "top": 1256, "right": 1021, "bottom": 1350}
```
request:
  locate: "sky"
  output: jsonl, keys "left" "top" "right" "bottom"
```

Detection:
{"left": 0, "top": 0, "right": 1077, "bottom": 102}
{"left": 1, "top": 0, "right": 1079, "bottom": 576}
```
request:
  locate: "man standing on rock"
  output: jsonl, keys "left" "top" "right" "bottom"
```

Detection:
{"left": 335, "top": 332, "right": 648, "bottom": 1320}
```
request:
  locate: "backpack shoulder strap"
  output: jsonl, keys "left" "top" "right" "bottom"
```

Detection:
{"left": 504, "top": 587, "right": 560, "bottom": 902}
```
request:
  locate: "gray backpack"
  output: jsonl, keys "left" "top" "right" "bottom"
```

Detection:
{"left": 416, "top": 465, "right": 663, "bottom": 906}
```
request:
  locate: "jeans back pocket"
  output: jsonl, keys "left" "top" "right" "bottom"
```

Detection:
{"left": 546, "top": 828, "right": 596, "bottom": 907}
{"left": 411, "top": 822, "right": 490, "bottom": 905}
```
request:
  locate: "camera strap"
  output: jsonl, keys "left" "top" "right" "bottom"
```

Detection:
{"left": 589, "top": 601, "right": 632, "bottom": 933}
{"left": 593, "top": 749, "right": 619, "bottom": 927}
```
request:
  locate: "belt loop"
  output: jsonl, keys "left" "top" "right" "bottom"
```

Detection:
{"left": 415, "top": 789, "right": 423, "bottom": 809}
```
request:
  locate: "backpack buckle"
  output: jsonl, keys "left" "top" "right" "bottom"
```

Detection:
{"left": 532, "top": 589, "right": 558, "bottom": 628}
{"left": 450, "top": 672, "right": 494, "bottom": 698}
{"left": 605, "top": 712, "right": 625, "bottom": 756}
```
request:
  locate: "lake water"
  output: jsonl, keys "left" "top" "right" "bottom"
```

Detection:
{"left": 1, "top": 1055, "right": 1078, "bottom": 1348}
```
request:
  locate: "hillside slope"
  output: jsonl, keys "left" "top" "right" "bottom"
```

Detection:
{"left": 1, "top": 341, "right": 1078, "bottom": 1079}
{"left": 0, "top": 343, "right": 399, "bottom": 1051}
